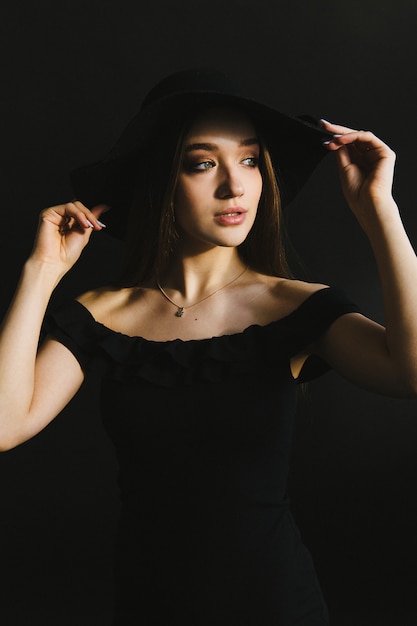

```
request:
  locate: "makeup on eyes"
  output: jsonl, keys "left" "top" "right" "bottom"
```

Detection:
{"left": 183, "top": 146, "right": 260, "bottom": 173}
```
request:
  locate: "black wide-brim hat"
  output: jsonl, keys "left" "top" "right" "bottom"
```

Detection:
{"left": 70, "top": 68, "right": 333, "bottom": 239}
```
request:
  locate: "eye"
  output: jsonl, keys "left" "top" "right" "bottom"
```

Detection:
{"left": 242, "top": 156, "right": 259, "bottom": 167}
{"left": 183, "top": 158, "right": 216, "bottom": 172}
{"left": 193, "top": 160, "right": 215, "bottom": 171}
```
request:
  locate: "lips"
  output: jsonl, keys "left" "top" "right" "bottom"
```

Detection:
{"left": 214, "top": 207, "right": 248, "bottom": 226}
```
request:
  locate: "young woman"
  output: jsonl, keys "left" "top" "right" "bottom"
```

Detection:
{"left": 1, "top": 68, "right": 416, "bottom": 625}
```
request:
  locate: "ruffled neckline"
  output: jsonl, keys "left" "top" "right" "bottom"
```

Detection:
{"left": 74, "top": 286, "right": 333, "bottom": 345}
{"left": 46, "top": 286, "right": 359, "bottom": 387}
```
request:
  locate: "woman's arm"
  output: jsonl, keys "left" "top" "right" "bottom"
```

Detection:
{"left": 315, "top": 122, "right": 417, "bottom": 397}
{"left": 0, "top": 201, "right": 107, "bottom": 450}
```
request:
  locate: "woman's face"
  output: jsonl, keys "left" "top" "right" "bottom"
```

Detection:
{"left": 174, "top": 106, "right": 263, "bottom": 251}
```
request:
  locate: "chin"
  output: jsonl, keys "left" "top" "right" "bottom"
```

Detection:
{"left": 179, "top": 227, "right": 251, "bottom": 251}
{"left": 210, "top": 232, "right": 250, "bottom": 249}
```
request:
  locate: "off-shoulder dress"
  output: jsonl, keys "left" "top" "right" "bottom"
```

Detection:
{"left": 46, "top": 286, "right": 360, "bottom": 625}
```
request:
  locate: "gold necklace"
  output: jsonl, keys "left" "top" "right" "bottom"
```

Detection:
{"left": 156, "top": 266, "right": 248, "bottom": 317}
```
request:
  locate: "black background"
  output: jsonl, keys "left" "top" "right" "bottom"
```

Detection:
{"left": 1, "top": 1, "right": 417, "bottom": 625}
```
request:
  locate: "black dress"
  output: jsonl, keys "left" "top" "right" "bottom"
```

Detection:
{"left": 46, "top": 286, "right": 360, "bottom": 626}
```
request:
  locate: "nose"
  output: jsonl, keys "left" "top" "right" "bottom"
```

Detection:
{"left": 216, "top": 167, "right": 244, "bottom": 199}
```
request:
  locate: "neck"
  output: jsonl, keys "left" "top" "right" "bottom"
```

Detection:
{"left": 158, "top": 248, "right": 246, "bottom": 303}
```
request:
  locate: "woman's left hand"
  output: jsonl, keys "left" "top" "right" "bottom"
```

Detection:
{"left": 321, "top": 120, "right": 397, "bottom": 229}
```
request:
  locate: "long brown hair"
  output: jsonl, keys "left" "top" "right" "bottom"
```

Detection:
{"left": 114, "top": 107, "right": 293, "bottom": 287}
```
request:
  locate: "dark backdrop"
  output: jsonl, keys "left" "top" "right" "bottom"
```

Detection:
{"left": 1, "top": 1, "right": 417, "bottom": 625}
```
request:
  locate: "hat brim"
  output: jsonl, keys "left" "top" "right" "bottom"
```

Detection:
{"left": 70, "top": 70, "right": 333, "bottom": 239}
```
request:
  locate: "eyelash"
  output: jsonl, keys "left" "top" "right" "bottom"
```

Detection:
{"left": 191, "top": 157, "right": 259, "bottom": 171}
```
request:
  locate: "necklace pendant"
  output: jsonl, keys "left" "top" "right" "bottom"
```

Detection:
{"left": 175, "top": 307, "right": 184, "bottom": 317}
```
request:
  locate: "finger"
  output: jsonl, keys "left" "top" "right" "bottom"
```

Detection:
{"left": 90, "top": 203, "right": 110, "bottom": 225}
{"left": 323, "top": 130, "right": 389, "bottom": 160}
{"left": 333, "top": 130, "right": 377, "bottom": 147}
{"left": 63, "top": 201, "right": 107, "bottom": 231}
{"left": 334, "top": 145, "right": 352, "bottom": 171}
{"left": 320, "top": 119, "right": 356, "bottom": 134}
{"left": 321, "top": 119, "right": 381, "bottom": 152}
{"left": 321, "top": 120, "right": 392, "bottom": 149}
{"left": 40, "top": 203, "right": 105, "bottom": 238}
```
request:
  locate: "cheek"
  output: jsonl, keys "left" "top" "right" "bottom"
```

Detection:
{"left": 175, "top": 176, "right": 194, "bottom": 207}
{"left": 254, "top": 172, "right": 263, "bottom": 200}
{"left": 174, "top": 186, "right": 203, "bottom": 232}
{"left": 174, "top": 186, "right": 194, "bottom": 221}
{"left": 174, "top": 176, "right": 209, "bottom": 219}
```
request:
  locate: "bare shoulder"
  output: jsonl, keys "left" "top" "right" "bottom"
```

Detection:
{"left": 271, "top": 277, "right": 329, "bottom": 303}
{"left": 76, "top": 285, "right": 140, "bottom": 324}
{"left": 247, "top": 272, "right": 329, "bottom": 322}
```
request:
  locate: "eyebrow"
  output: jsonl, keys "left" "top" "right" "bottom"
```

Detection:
{"left": 185, "top": 137, "right": 259, "bottom": 152}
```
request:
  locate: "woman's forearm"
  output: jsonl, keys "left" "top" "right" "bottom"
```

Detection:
{"left": 365, "top": 201, "right": 417, "bottom": 387}
{"left": 0, "top": 259, "right": 63, "bottom": 430}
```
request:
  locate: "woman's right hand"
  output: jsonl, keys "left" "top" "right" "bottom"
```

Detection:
{"left": 30, "top": 201, "right": 108, "bottom": 273}
{"left": 0, "top": 201, "right": 109, "bottom": 451}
